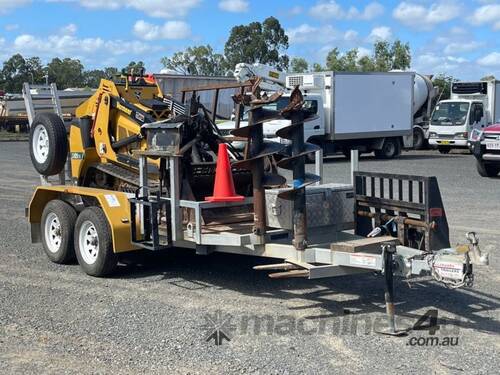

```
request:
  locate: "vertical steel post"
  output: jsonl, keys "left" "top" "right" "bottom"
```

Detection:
{"left": 291, "top": 112, "right": 307, "bottom": 250}
{"left": 384, "top": 244, "right": 396, "bottom": 333}
{"left": 351, "top": 149, "right": 359, "bottom": 186}
{"left": 248, "top": 109, "right": 266, "bottom": 236}
{"left": 211, "top": 88, "right": 219, "bottom": 124}
{"left": 315, "top": 147, "right": 323, "bottom": 185}
{"left": 234, "top": 86, "right": 245, "bottom": 130}
{"left": 377, "top": 242, "right": 406, "bottom": 336}
{"left": 139, "top": 155, "right": 148, "bottom": 235}
{"left": 169, "top": 157, "right": 181, "bottom": 242}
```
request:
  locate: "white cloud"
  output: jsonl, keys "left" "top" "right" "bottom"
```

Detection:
{"left": 469, "top": 4, "right": 500, "bottom": 30}
{"left": 347, "top": 2, "right": 384, "bottom": 20}
{"left": 12, "top": 33, "right": 155, "bottom": 57}
{"left": 60, "top": 23, "right": 77, "bottom": 35}
{"left": 287, "top": 24, "right": 359, "bottom": 45}
{"left": 133, "top": 20, "right": 191, "bottom": 40}
{"left": 289, "top": 5, "right": 302, "bottom": 16}
{"left": 413, "top": 52, "right": 470, "bottom": 75}
{"left": 48, "top": 0, "right": 201, "bottom": 18}
{"left": 393, "top": 2, "right": 462, "bottom": 30}
{"left": 218, "top": 0, "right": 248, "bottom": 13}
{"left": 368, "top": 26, "right": 392, "bottom": 42}
{"left": 0, "top": 0, "right": 31, "bottom": 13}
{"left": 444, "top": 41, "right": 483, "bottom": 55}
{"left": 477, "top": 52, "right": 500, "bottom": 67}
{"left": 310, "top": 1, "right": 383, "bottom": 20}
{"left": 344, "top": 30, "right": 358, "bottom": 42}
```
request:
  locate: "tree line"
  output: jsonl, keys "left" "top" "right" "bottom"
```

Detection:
{"left": 0, "top": 16, "right": 456, "bottom": 97}
{"left": 0, "top": 54, "right": 146, "bottom": 93}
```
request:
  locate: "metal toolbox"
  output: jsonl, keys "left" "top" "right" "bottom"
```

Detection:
{"left": 265, "top": 183, "right": 354, "bottom": 230}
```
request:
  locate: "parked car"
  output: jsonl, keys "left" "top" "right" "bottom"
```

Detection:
{"left": 470, "top": 123, "right": 500, "bottom": 177}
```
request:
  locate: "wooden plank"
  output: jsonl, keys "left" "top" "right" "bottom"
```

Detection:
{"left": 330, "top": 235, "right": 399, "bottom": 253}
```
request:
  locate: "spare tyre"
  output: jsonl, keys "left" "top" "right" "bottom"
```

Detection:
{"left": 29, "top": 113, "right": 68, "bottom": 176}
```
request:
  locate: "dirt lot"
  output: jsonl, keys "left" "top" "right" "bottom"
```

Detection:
{"left": 0, "top": 142, "right": 499, "bottom": 374}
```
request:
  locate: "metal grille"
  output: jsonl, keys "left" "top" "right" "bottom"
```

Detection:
{"left": 452, "top": 82, "right": 487, "bottom": 95}
{"left": 484, "top": 133, "right": 500, "bottom": 140}
{"left": 287, "top": 75, "right": 303, "bottom": 88}
{"left": 162, "top": 96, "right": 187, "bottom": 116}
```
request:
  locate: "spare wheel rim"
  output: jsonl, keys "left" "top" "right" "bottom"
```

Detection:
{"left": 33, "top": 124, "right": 50, "bottom": 164}
{"left": 79, "top": 220, "right": 99, "bottom": 265}
{"left": 44, "top": 212, "right": 62, "bottom": 253}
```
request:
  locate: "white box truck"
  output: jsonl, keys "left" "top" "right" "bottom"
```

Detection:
{"left": 428, "top": 80, "right": 500, "bottom": 153}
{"left": 262, "top": 71, "right": 415, "bottom": 159}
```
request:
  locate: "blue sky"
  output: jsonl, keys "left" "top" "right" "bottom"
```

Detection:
{"left": 1, "top": 0, "right": 500, "bottom": 80}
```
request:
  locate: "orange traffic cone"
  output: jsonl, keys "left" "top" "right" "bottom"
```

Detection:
{"left": 205, "top": 143, "right": 244, "bottom": 202}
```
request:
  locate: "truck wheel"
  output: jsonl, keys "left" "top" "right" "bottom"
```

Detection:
{"left": 476, "top": 161, "right": 500, "bottom": 177}
{"left": 41, "top": 199, "right": 77, "bottom": 264}
{"left": 374, "top": 138, "right": 400, "bottom": 159}
{"left": 413, "top": 128, "right": 425, "bottom": 150}
{"left": 438, "top": 147, "right": 450, "bottom": 154}
{"left": 75, "top": 207, "right": 117, "bottom": 277}
{"left": 29, "top": 113, "right": 68, "bottom": 176}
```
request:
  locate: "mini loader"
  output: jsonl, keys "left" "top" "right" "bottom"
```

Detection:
{"left": 26, "top": 70, "right": 488, "bottom": 335}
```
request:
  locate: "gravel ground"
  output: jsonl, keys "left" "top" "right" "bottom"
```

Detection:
{"left": 0, "top": 142, "right": 499, "bottom": 374}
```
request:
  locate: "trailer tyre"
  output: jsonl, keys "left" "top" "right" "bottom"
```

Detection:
{"left": 29, "top": 113, "right": 68, "bottom": 176}
{"left": 75, "top": 207, "right": 117, "bottom": 277}
{"left": 476, "top": 161, "right": 500, "bottom": 177}
{"left": 374, "top": 138, "right": 400, "bottom": 159}
{"left": 41, "top": 199, "right": 77, "bottom": 264}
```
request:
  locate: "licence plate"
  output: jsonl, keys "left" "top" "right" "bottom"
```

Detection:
{"left": 440, "top": 140, "right": 450, "bottom": 145}
{"left": 486, "top": 141, "right": 500, "bottom": 150}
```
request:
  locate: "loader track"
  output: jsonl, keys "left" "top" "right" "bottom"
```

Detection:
{"left": 92, "top": 163, "right": 159, "bottom": 192}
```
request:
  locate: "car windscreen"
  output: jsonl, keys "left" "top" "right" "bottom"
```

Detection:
{"left": 262, "top": 97, "right": 318, "bottom": 116}
{"left": 431, "top": 102, "right": 469, "bottom": 126}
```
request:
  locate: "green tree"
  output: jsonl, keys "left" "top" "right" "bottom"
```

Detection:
{"left": 0, "top": 54, "right": 45, "bottom": 93}
{"left": 290, "top": 57, "right": 308, "bottom": 73}
{"left": 373, "top": 41, "right": 392, "bottom": 71}
{"left": 224, "top": 16, "right": 289, "bottom": 71}
{"left": 104, "top": 67, "right": 119, "bottom": 78}
{"left": 325, "top": 48, "right": 344, "bottom": 71}
{"left": 323, "top": 39, "right": 411, "bottom": 73}
{"left": 161, "top": 45, "right": 226, "bottom": 75}
{"left": 432, "top": 74, "right": 456, "bottom": 101}
{"left": 342, "top": 49, "right": 359, "bottom": 71}
{"left": 312, "top": 63, "right": 324, "bottom": 72}
{"left": 123, "top": 61, "right": 145, "bottom": 73}
{"left": 391, "top": 40, "right": 411, "bottom": 70}
{"left": 47, "top": 57, "right": 85, "bottom": 89}
{"left": 358, "top": 55, "right": 376, "bottom": 72}
{"left": 83, "top": 69, "right": 106, "bottom": 88}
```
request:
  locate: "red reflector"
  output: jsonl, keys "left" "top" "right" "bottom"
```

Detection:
{"left": 429, "top": 208, "right": 443, "bottom": 217}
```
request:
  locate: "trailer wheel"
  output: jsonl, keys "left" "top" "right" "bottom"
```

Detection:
{"left": 476, "top": 161, "right": 500, "bottom": 177}
{"left": 41, "top": 199, "right": 77, "bottom": 264}
{"left": 413, "top": 127, "right": 425, "bottom": 150}
{"left": 374, "top": 138, "right": 400, "bottom": 159}
{"left": 75, "top": 207, "right": 117, "bottom": 277}
{"left": 29, "top": 113, "right": 68, "bottom": 176}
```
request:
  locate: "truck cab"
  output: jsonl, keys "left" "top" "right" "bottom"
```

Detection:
{"left": 428, "top": 99, "right": 486, "bottom": 153}
{"left": 428, "top": 80, "right": 499, "bottom": 154}
{"left": 261, "top": 93, "right": 324, "bottom": 144}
